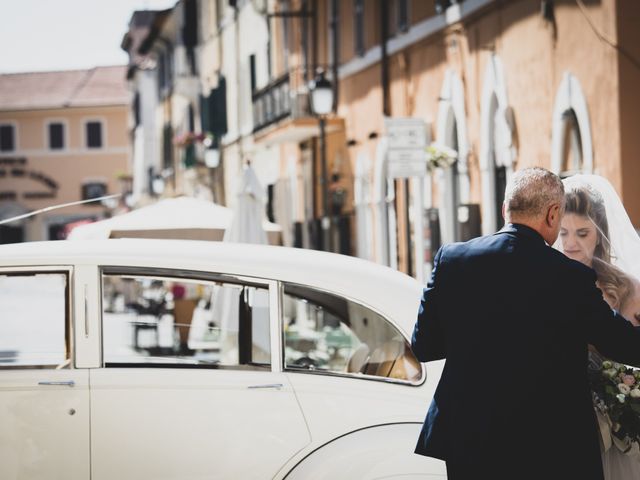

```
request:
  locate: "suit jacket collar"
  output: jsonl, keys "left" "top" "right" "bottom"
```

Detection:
{"left": 499, "top": 223, "right": 547, "bottom": 246}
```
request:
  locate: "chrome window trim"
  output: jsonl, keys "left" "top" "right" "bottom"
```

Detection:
{"left": 100, "top": 266, "right": 271, "bottom": 289}
{"left": 278, "top": 280, "right": 426, "bottom": 387}
{"left": 0, "top": 266, "right": 74, "bottom": 370}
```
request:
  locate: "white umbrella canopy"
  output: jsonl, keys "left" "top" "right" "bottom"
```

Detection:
{"left": 223, "top": 164, "right": 269, "bottom": 244}
{"left": 217, "top": 164, "right": 271, "bottom": 362}
{"left": 66, "top": 196, "right": 282, "bottom": 245}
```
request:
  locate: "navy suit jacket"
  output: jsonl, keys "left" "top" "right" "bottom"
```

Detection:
{"left": 412, "top": 224, "right": 640, "bottom": 479}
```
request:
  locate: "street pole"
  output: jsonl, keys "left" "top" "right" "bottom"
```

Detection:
{"left": 319, "top": 116, "right": 332, "bottom": 252}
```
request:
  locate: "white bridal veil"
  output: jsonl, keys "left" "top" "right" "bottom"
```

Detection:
{"left": 558, "top": 174, "right": 640, "bottom": 280}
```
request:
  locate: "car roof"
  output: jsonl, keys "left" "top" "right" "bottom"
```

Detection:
{"left": 0, "top": 239, "right": 423, "bottom": 335}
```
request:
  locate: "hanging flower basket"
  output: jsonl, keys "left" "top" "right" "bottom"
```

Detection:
{"left": 425, "top": 142, "right": 457, "bottom": 172}
{"left": 173, "top": 131, "right": 212, "bottom": 148}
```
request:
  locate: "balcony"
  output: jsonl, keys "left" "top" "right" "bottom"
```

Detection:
{"left": 252, "top": 73, "right": 294, "bottom": 133}
{"left": 252, "top": 66, "right": 315, "bottom": 133}
{"left": 251, "top": 66, "right": 342, "bottom": 146}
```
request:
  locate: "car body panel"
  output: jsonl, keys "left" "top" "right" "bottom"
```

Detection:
{"left": 89, "top": 369, "right": 310, "bottom": 480}
{"left": 0, "top": 369, "right": 90, "bottom": 480}
{"left": 0, "top": 239, "right": 443, "bottom": 478}
{"left": 283, "top": 423, "right": 447, "bottom": 479}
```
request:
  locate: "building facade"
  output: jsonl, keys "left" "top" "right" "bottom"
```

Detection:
{"left": 123, "top": 0, "right": 640, "bottom": 282}
{"left": 0, "top": 66, "right": 130, "bottom": 243}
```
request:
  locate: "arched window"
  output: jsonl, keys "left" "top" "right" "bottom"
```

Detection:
{"left": 480, "top": 55, "right": 515, "bottom": 235}
{"left": 372, "top": 138, "right": 398, "bottom": 269}
{"left": 560, "top": 108, "right": 583, "bottom": 177}
{"left": 436, "top": 70, "right": 470, "bottom": 245}
{"left": 354, "top": 152, "right": 374, "bottom": 261}
{"left": 551, "top": 73, "right": 593, "bottom": 176}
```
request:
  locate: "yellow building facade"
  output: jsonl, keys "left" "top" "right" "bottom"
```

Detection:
{"left": 0, "top": 66, "right": 130, "bottom": 242}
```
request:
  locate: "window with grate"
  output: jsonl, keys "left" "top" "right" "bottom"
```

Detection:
{"left": 86, "top": 121, "right": 103, "bottom": 148}
{"left": 354, "top": 0, "right": 365, "bottom": 57}
{"left": 0, "top": 125, "right": 15, "bottom": 152}
{"left": 48, "top": 123, "right": 64, "bottom": 150}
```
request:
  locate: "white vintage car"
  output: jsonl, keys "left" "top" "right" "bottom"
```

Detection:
{"left": 0, "top": 239, "right": 445, "bottom": 479}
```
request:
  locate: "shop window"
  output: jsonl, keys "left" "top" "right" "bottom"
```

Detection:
{"left": 81, "top": 182, "right": 107, "bottom": 202}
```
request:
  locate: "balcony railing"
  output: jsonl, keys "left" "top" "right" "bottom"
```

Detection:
{"left": 252, "top": 73, "right": 295, "bottom": 133}
{"left": 252, "top": 66, "right": 332, "bottom": 133}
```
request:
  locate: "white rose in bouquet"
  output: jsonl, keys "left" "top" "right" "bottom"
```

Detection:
{"left": 630, "top": 389, "right": 640, "bottom": 399}
{"left": 618, "top": 384, "right": 631, "bottom": 395}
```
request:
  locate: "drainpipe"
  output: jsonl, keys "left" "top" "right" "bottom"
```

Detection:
{"left": 234, "top": 5, "right": 244, "bottom": 163}
{"left": 312, "top": 0, "right": 318, "bottom": 76}
{"left": 330, "top": 0, "right": 339, "bottom": 112}
{"left": 380, "top": 0, "right": 390, "bottom": 116}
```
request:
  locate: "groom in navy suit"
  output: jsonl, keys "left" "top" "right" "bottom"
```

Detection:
{"left": 412, "top": 167, "right": 640, "bottom": 479}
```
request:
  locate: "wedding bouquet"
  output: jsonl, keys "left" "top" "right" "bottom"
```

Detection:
{"left": 590, "top": 360, "right": 640, "bottom": 450}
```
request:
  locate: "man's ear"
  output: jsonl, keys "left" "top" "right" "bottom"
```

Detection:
{"left": 546, "top": 203, "right": 561, "bottom": 227}
{"left": 501, "top": 202, "right": 506, "bottom": 221}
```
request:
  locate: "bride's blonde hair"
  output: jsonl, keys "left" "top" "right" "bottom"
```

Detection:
{"left": 592, "top": 257, "right": 634, "bottom": 312}
{"left": 564, "top": 185, "right": 633, "bottom": 311}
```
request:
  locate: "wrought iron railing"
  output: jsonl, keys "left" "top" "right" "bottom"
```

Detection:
{"left": 252, "top": 65, "right": 333, "bottom": 133}
{"left": 252, "top": 73, "right": 294, "bottom": 133}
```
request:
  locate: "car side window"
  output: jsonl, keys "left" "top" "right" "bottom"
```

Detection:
{"left": 282, "top": 284, "right": 422, "bottom": 383}
{"left": 102, "top": 272, "right": 270, "bottom": 368}
{"left": 0, "top": 272, "right": 69, "bottom": 368}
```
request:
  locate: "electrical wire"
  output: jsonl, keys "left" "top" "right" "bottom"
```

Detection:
{"left": 575, "top": 0, "right": 640, "bottom": 72}
{"left": 0, "top": 193, "right": 122, "bottom": 226}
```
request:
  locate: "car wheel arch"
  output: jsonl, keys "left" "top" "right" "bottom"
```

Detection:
{"left": 280, "top": 422, "right": 446, "bottom": 480}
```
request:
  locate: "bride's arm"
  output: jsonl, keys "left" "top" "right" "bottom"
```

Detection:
{"left": 584, "top": 271, "right": 640, "bottom": 367}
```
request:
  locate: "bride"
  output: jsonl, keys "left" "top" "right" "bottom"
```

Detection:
{"left": 556, "top": 174, "right": 640, "bottom": 479}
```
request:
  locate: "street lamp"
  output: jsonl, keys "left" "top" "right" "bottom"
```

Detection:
{"left": 309, "top": 70, "right": 334, "bottom": 252}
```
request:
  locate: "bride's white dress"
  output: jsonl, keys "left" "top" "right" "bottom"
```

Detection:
{"left": 601, "top": 447, "right": 640, "bottom": 480}
{"left": 560, "top": 175, "right": 640, "bottom": 480}
{"left": 590, "top": 351, "right": 640, "bottom": 479}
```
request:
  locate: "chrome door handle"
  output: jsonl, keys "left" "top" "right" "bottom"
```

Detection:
{"left": 38, "top": 380, "right": 75, "bottom": 387}
{"left": 247, "top": 383, "right": 283, "bottom": 390}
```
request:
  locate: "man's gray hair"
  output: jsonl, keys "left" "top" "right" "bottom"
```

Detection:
{"left": 504, "top": 167, "right": 564, "bottom": 219}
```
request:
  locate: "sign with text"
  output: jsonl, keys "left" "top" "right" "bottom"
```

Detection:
{"left": 385, "top": 117, "right": 427, "bottom": 149}
{"left": 385, "top": 117, "right": 428, "bottom": 179}
{"left": 387, "top": 149, "right": 428, "bottom": 178}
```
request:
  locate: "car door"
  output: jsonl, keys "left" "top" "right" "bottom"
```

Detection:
{"left": 89, "top": 268, "right": 310, "bottom": 480}
{"left": 0, "top": 267, "right": 90, "bottom": 480}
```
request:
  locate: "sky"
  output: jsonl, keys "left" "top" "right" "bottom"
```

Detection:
{"left": 0, "top": 0, "right": 178, "bottom": 74}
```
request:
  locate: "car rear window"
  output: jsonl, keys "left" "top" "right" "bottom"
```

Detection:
{"left": 282, "top": 283, "right": 422, "bottom": 383}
